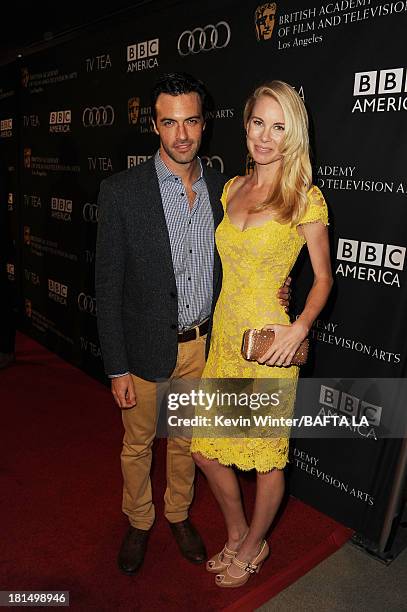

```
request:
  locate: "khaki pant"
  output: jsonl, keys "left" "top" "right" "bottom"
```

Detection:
{"left": 121, "top": 334, "right": 207, "bottom": 530}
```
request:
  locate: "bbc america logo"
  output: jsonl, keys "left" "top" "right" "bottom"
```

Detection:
{"left": 319, "top": 385, "right": 381, "bottom": 439}
{"left": 177, "top": 21, "right": 231, "bottom": 56}
{"left": 336, "top": 238, "right": 405, "bottom": 287}
{"left": 128, "top": 155, "right": 152, "bottom": 168}
{"left": 127, "top": 38, "right": 159, "bottom": 72}
{"left": 48, "top": 278, "right": 68, "bottom": 305}
{"left": 51, "top": 197, "right": 72, "bottom": 222}
{"left": 49, "top": 110, "right": 71, "bottom": 132}
{"left": 0, "top": 118, "right": 12, "bottom": 138}
{"left": 352, "top": 67, "right": 407, "bottom": 113}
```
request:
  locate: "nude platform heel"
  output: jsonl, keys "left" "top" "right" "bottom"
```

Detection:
{"left": 215, "top": 540, "right": 270, "bottom": 588}
{"left": 206, "top": 544, "right": 237, "bottom": 573}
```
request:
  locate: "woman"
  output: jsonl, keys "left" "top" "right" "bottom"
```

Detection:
{"left": 190, "top": 81, "right": 333, "bottom": 587}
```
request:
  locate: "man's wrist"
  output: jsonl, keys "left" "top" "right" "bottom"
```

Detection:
{"left": 109, "top": 372, "right": 130, "bottom": 378}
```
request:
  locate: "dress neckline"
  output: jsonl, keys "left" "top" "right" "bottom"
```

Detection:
{"left": 224, "top": 176, "right": 278, "bottom": 233}
{"left": 225, "top": 211, "right": 277, "bottom": 233}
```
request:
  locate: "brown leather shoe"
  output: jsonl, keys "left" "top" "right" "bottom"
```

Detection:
{"left": 169, "top": 519, "right": 207, "bottom": 564}
{"left": 117, "top": 526, "right": 150, "bottom": 575}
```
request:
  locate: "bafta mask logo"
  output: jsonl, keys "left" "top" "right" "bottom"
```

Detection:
{"left": 24, "top": 147, "right": 32, "bottom": 169}
{"left": 245, "top": 154, "right": 255, "bottom": 175}
{"left": 128, "top": 97, "right": 140, "bottom": 125}
{"left": 23, "top": 225, "right": 31, "bottom": 245}
{"left": 255, "top": 3, "right": 277, "bottom": 41}
{"left": 21, "top": 67, "right": 30, "bottom": 88}
{"left": 25, "top": 299, "right": 32, "bottom": 318}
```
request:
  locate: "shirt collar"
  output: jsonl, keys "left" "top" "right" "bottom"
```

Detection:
{"left": 154, "top": 150, "right": 204, "bottom": 185}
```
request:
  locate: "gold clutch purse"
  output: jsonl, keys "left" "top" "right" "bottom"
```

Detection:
{"left": 241, "top": 328, "right": 309, "bottom": 366}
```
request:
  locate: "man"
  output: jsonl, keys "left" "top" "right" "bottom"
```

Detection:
{"left": 95, "top": 73, "right": 289, "bottom": 575}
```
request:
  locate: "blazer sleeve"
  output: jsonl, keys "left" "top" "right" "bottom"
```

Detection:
{"left": 95, "top": 178, "right": 129, "bottom": 375}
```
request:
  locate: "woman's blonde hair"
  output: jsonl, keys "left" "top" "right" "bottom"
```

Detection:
{"left": 243, "top": 80, "right": 312, "bottom": 224}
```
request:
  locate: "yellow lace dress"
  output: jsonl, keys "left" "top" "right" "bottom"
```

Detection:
{"left": 190, "top": 178, "right": 329, "bottom": 472}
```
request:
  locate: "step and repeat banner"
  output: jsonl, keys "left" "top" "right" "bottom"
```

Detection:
{"left": 0, "top": 62, "right": 19, "bottom": 353}
{"left": 1, "top": 0, "right": 407, "bottom": 545}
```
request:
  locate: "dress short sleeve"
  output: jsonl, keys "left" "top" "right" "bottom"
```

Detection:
{"left": 297, "top": 185, "right": 329, "bottom": 227}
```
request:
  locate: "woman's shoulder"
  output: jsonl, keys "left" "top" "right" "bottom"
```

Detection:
{"left": 306, "top": 184, "right": 326, "bottom": 207}
{"left": 298, "top": 185, "right": 329, "bottom": 226}
{"left": 221, "top": 175, "right": 245, "bottom": 205}
{"left": 224, "top": 175, "right": 245, "bottom": 190}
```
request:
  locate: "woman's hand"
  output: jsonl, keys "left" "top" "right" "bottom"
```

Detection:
{"left": 257, "top": 321, "right": 309, "bottom": 367}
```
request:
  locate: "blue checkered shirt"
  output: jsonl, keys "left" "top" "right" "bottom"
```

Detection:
{"left": 109, "top": 153, "right": 215, "bottom": 377}
{"left": 155, "top": 151, "right": 214, "bottom": 331}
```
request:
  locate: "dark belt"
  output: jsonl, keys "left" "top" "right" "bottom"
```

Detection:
{"left": 177, "top": 318, "right": 209, "bottom": 343}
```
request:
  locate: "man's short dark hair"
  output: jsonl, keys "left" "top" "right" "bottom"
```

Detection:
{"left": 151, "top": 72, "right": 208, "bottom": 121}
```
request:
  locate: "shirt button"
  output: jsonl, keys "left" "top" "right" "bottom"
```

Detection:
{"left": 186, "top": 304, "right": 189, "bottom": 308}
{"left": 189, "top": 249, "right": 192, "bottom": 253}
{"left": 180, "top": 193, "right": 185, "bottom": 197}
{"left": 188, "top": 277, "right": 191, "bottom": 281}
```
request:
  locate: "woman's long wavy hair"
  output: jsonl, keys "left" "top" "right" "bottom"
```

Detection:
{"left": 243, "top": 80, "right": 312, "bottom": 225}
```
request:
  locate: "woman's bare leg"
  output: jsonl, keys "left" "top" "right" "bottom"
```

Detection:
{"left": 192, "top": 453, "right": 248, "bottom": 550}
{"left": 226, "top": 468, "right": 284, "bottom": 577}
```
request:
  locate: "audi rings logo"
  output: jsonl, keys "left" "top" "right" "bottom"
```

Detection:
{"left": 201, "top": 155, "right": 224, "bottom": 173}
{"left": 77, "top": 293, "right": 97, "bottom": 316}
{"left": 177, "top": 21, "right": 231, "bottom": 56}
{"left": 82, "top": 106, "right": 115, "bottom": 127}
{"left": 82, "top": 203, "right": 99, "bottom": 223}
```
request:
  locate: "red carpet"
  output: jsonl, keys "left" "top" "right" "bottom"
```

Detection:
{"left": 1, "top": 333, "right": 352, "bottom": 611}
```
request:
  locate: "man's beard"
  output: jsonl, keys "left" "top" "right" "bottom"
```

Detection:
{"left": 162, "top": 139, "right": 200, "bottom": 165}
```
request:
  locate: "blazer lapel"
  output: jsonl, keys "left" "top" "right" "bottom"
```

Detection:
{"left": 138, "top": 159, "right": 176, "bottom": 288}
{"left": 203, "top": 166, "right": 225, "bottom": 296}
{"left": 204, "top": 168, "right": 224, "bottom": 229}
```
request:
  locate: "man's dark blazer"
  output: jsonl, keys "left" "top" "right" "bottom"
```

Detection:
{"left": 95, "top": 157, "right": 227, "bottom": 381}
